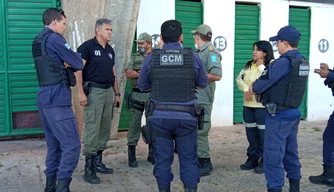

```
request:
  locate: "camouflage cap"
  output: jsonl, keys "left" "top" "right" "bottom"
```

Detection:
{"left": 191, "top": 24, "right": 212, "bottom": 38}
{"left": 135, "top": 32, "right": 152, "bottom": 43}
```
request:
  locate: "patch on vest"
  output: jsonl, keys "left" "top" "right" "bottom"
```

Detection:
{"left": 299, "top": 60, "right": 310, "bottom": 76}
{"left": 160, "top": 54, "right": 184, "bottom": 66}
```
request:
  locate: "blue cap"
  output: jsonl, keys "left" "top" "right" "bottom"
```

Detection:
{"left": 269, "top": 25, "right": 301, "bottom": 42}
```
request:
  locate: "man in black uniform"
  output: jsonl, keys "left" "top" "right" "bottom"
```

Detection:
{"left": 76, "top": 19, "right": 121, "bottom": 184}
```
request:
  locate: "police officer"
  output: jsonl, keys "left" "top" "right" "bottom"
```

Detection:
{"left": 137, "top": 20, "right": 208, "bottom": 192}
{"left": 192, "top": 24, "right": 222, "bottom": 176}
{"left": 32, "top": 8, "right": 83, "bottom": 192}
{"left": 125, "top": 32, "right": 153, "bottom": 167}
{"left": 310, "top": 63, "right": 334, "bottom": 192}
{"left": 250, "top": 25, "right": 309, "bottom": 192}
{"left": 76, "top": 19, "right": 121, "bottom": 184}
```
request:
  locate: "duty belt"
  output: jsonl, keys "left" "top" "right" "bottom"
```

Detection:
{"left": 132, "top": 88, "right": 150, "bottom": 93}
{"left": 89, "top": 81, "right": 113, "bottom": 89}
{"left": 154, "top": 104, "right": 193, "bottom": 113}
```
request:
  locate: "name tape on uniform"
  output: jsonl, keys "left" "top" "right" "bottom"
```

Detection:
{"left": 160, "top": 54, "right": 184, "bottom": 66}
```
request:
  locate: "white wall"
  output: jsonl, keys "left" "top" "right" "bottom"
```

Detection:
{"left": 137, "top": 0, "right": 175, "bottom": 48}
{"left": 203, "top": 0, "right": 235, "bottom": 126}
{"left": 307, "top": 6, "right": 334, "bottom": 121}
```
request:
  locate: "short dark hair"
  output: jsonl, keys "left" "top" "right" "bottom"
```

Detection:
{"left": 198, "top": 32, "right": 212, "bottom": 42}
{"left": 160, "top": 20, "right": 182, "bottom": 43}
{"left": 288, "top": 41, "right": 299, "bottom": 48}
{"left": 42, "top": 8, "right": 66, "bottom": 26}
{"left": 95, "top": 19, "right": 112, "bottom": 30}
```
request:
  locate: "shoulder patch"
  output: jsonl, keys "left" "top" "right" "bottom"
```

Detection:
{"left": 211, "top": 55, "right": 217, "bottom": 63}
{"left": 208, "top": 45, "right": 214, "bottom": 51}
{"left": 64, "top": 43, "right": 71, "bottom": 49}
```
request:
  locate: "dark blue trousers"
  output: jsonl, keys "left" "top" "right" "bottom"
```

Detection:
{"left": 39, "top": 106, "right": 81, "bottom": 179}
{"left": 324, "top": 111, "right": 334, "bottom": 166}
{"left": 264, "top": 111, "right": 302, "bottom": 190}
{"left": 150, "top": 117, "right": 200, "bottom": 189}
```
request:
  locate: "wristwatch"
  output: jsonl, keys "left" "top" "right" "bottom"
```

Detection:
{"left": 115, "top": 93, "right": 121, "bottom": 97}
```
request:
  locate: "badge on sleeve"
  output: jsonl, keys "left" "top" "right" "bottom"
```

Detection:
{"left": 108, "top": 53, "right": 113, "bottom": 59}
{"left": 211, "top": 55, "right": 217, "bottom": 63}
{"left": 64, "top": 43, "right": 71, "bottom": 49}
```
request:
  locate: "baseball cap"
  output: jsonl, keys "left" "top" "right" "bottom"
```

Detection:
{"left": 269, "top": 25, "right": 301, "bottom": 42}
{"left": 135, "top": 32, "right": 152, "bottom": 43}
{"left": 191, "top": 24, "right": 212, "bottom": 38}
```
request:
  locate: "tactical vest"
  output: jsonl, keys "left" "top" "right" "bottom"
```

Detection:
{"left": 130, "top": 52, "right": 144, "bottom": 88}
{"left": 150, "top": 49, "right": 196, "bottom": 102}
{"left": 262, "top": 55, "right": 309, "bottom": 108}
{"left": 32, "top": 30, "right": 70, "bottom": 86}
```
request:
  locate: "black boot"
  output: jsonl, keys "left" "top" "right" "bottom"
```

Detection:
{"left": 159, "top": 188, "right": 171, "bottom": 192}
{"left": 199, "top": 158, "right": 211, "bottom": 177}
{"left": 267, "top": 189, "right": 282, "bottom": 192}
{"left": 45, "top": 175, "right": 57, "bottom": 192}
{"left": 128, "top": 145, "right": 138, "bottom": 167}
{"left": 309, "top": 164, "right": 334, "bottom": 186}
{"left": 96, "top": 150, "right": 113, "bottom": 174}
{"left": 329, "top": 189, "right": 334, "bottom": 192}
{"left": 289, "top": 178, "right": 300, "bottom": 192}
{"left": 254, "top": 158, "right": 264, "bottom": 174}
{"left": 184, "top": 186, "right": 197, "bottom": 192}
{"left": 83, "top": 155, "right": 100, "bottom": 184}
{"left": 147, "top": 144, "right": 155, "bottom": 165}
{"left": 240, "top": 156, "right": 259, "bottom": 170}
{"left": 56, "top": 178, "right": 71, "bottom": 192}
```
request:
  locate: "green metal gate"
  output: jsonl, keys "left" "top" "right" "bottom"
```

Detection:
{"left": 1, "top": 0, "right": 58, "bottom": 137}
{"left": 289, "top": 6, "right": 310, "bottom": 119}
{"left": 233, "top": 3, "right": 260, "bottom": 123}
{"left": 175, "top": 0, "right": 203, "bottom": 48}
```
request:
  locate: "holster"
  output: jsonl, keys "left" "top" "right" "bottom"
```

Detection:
{"left": 83, "top": 81, "right": 92, "bottom": 96}
{"left": 66, "top": 68, "right": 76, "bottom": 87}
{"left": 265, "top": 103, "right": 277, "bottom": 114}
{"left": 125, "top": 92, "right": 133, "bottom": 109}
{"left": 141, "top": 123, "right": 153, "bottom": 144}
{"left": 193, "top": 104, "right": 204, "bottom": 130}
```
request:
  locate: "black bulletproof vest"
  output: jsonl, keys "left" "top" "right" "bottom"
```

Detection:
{"left": 262, "top": 55, "right": 309, "bottom": 108}
{"left": 32, "top": 31, "right": 70, "bottom": 86}
{"left": 150, "top": 49, "right": 196, "bottom": 102}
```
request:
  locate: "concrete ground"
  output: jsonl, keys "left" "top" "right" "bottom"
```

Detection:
{"left": 0, "top": 120, "right": 332, "bottom": 192}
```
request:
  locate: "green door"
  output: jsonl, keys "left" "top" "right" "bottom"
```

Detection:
{"left": 1, "top": 0, "right": 58, "bottom": 137}
{"left": 233, "top": 3, "right": 260, "bottom": 123}
{"left": 175, "top": 0, "right": 203, "bottom": 48}
{"left": 289, "top": 7, "right": 310, "bottom": 120}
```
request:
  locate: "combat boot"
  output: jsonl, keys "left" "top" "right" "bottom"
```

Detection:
{"left": 56, "top": 178, "right": 71, "bottom": 192}
{"left": 240, "top": 156, "right": 259, "bottom": 170}
{"left": 267, "top": 189, "right": 282, "bottom": 192}
{"left": 44, "top": 175, "right": 57, "bottom": 192}
{"left": 289, "top": 178, "right": 300, "bottom": 192}
{"left": 199, "top": 158, "right": 211, "bottom": 177}
{"left": 147, "top": 144, "right": 155, "bottom": 165}
{"left": 254, "top": 158, "right": 264, "bottom": 174}
{"left": 184, "top": 186, "right": 197, "bottom": 192}
{"left": 128, "top": 145, "right": 138, "bottom": 167}
{"left": 159, "top": 188, "right": 171, "bottom": 192}
{"left": 83, "top": 155, "right": 100, "bottom": 184}
{"left": 96, "top": 150, "right": 113, "bottom": 174}
{"left": 309, "top": 164, "right": 334, "bottom": 186}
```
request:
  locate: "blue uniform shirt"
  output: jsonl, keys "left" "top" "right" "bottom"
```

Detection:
{"left": 37, "top": 27, "right": 83, "bottom": 107}
{"left": 138, "top": 43, "right": 208, "bottom": 119}
{"left": 252, "top": 49, "right": 303, "bottom": 119}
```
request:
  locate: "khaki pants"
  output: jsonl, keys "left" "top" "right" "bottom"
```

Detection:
{"left": 82, "top": 87, "right": 114, "bottom": 156}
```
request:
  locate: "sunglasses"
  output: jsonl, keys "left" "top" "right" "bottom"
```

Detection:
{"left": 54, "top": 9, "right": 64, "bottom": 20}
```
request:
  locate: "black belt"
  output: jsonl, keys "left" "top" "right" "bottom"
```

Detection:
{"left": 132, "top": 88, "right": 150, "bottom": 93}
{"left": 277, "top": 106, "right": 294, "bottom": 111}
{"left": 154, "top": 104, "right": 193, "bottom": 113}
{"left": 89, "top": 81, "right": 113, "bottom": 89}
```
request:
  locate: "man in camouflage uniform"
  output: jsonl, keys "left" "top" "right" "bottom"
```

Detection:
{"left": 125, "top": 33, "right": 153, "bottom": 167}
{"left": 192, "top": 24, "right": 222, "bottom": 176}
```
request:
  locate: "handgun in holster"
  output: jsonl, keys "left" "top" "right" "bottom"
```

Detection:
{"left": 145, "top": 100, "right": 154, "bottom": 117}
{"left": 193, "top": 104, "right": 204, "bottom": 130}
{"left": 125, "top": 92, "right": 133, "bottom": 109}
{"left": 141, "top": 124, "right": 153, "bottom": 144}
{"left": 66, "top": 68, "right": 76, "bottom": 87}
{"left": 265, "top": 103, "right": 277, "bottom": 115}
{"left": 83, "top": 81, "right": 91, "bottom": 96}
